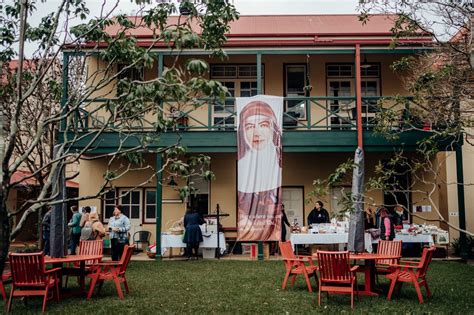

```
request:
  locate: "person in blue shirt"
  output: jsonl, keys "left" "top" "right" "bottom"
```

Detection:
{"left": 108, "top": 205, "right": 131, "bottom": 261}
{"left": 68, "top": 206, "right": 82, "bottom": 255}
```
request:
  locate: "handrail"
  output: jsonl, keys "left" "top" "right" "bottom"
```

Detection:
{"left": 71, "top": 96, "right": 414, "bottom": 132}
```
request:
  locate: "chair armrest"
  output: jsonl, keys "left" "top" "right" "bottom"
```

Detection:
{"left": 350, "top": 265, "right": 359, "bottom": 272}
{"left": 390, "top": 263, "right": 421, "bottom": 270}
{"left": 399, "top": 260, "right": 419, "bottom": 265}
{"left": 283, "top": 258, "right": 306, "bottom": 262}
{"left": 45, "top": 267, "right": 61, "bottom": 274}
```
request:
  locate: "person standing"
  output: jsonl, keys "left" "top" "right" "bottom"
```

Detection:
{"left": 380, "top": 207, "right": 395, "bottom": 241}
{"left": 281, "top": 204, "right": 291, "bottom": 242}
{"left": 183, "top": 208, "right": 204, "bottom": 260}
{"left": 41, "top": 207, "right": 52, "bottom": 256}
{"left": 307, "top": 201, "right": 330, "bottom": 225}
{"left": 108, "top": 205, "right": 131, "bottom": 261}
{"left": 80, "top": 206, "right": 92, "bottom": 228}
{"left": 68, "top": 206, "right": 82, "bottom": 255}
{"left": 392, "top": 204, "right": 409, "bottom": 226}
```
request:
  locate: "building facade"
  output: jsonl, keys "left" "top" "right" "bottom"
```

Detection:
{"left": 61, "top": 15, "right": 471, "bottom": 254}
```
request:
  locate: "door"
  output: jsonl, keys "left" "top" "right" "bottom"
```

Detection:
{"left": 282, "top": 187, "right": 304, "bottom": 226}
{"left": 327, "top": 80, "right": 354, "bottom": 129}
{"left": 188, "top": 174, "right": 210, "bottom": 217}
{"left": 118, "top": 189, "right": 142, "bottom": 238}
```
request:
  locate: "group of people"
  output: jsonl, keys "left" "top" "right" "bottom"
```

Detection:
{"left": 42, "top": 204, "right": 131, "bottom": 261}
{"left": 365, "top": 204, "right": 410, "bottom": 241}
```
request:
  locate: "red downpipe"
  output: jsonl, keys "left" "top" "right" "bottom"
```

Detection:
{"left": 355, "top": 44, "right": 363, "bottom": 148}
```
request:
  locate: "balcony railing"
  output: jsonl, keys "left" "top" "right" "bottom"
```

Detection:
{"left": 70, "top": 96, "right": 413, "bottom": 132}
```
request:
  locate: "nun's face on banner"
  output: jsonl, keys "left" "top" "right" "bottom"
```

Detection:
{"left": 244, "top": 114, "right": 272, "bottom": 151}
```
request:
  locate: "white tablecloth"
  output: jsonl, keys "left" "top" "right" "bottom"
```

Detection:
{"left": 290, "top": 232, "right": 374, "bottom": 253}
{"left": 161, "top": 232, "right": 226, "bottom": 255}
{"left": 372, "top": 234, "right": 434, "bottom": 245}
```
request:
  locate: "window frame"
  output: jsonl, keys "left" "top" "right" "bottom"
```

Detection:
{"left": 284, "top": 63, "right": 308, "bottom": 121}
{"left": 210, "top": 64, "right": 265, "bottom": 130}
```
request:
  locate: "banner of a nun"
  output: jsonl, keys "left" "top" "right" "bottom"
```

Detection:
{"left": 236, "top": 95, "right": 283, "bottom": 241}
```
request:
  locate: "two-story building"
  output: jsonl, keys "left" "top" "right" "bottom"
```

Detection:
{"left": 61, "top": 14, "right": 468, "bottom": 254}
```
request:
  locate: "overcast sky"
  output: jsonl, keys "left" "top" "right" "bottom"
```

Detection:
{"left": 9, "top": 0, "right": 361, "bottom": 57}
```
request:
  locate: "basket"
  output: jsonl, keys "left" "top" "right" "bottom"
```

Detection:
{"left": 146, "top": 251, "right": 156, "bottom": 259}
{"left": 165, "top": 219, "right": 184, "bottom": 235}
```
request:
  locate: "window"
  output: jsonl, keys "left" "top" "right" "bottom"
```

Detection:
{"left": 210, "top": 65, "right": 263, "bottom": 130}
{"left": 327, "top": 80, "right": 354, "bottom": 129}
{"left": 118, "top": 189, "right": 142, "bottom": 221}
{"left": 117, "top": 64, "right": 144, "bottom": 95}
{"left": 326, "top": 63, "right": 381, "bottom": 129}
{"left": 103, "top": 190, "right": 116, "bottom": 223}
{"left": 188, "top": 173, "right": 210, "bottom": 217}
{"left": 285, "top": 65, "right": 307, "bottom": 120}
{"left": 144, "top": 189, "right": 156, "bottom": 223}
{"left": 327, "top": 64, "right": 353, "bottom": 77}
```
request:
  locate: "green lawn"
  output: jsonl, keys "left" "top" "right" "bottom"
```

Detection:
{"left": 3, "top": 260, "right": 474, "bottom": 314}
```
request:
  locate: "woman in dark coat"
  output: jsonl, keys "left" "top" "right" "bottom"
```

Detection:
{"left": 281, "top": 204, "right": 291, "bottom": 242}
{"left": 183, "top": 208, "right": 205, "bottom": 260}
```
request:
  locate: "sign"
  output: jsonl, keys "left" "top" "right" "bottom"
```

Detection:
{"left": 236, "top": 96, "right": 283, "bottom": 241}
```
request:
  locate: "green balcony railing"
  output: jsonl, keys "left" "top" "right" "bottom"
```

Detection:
{"left": 68, "top": 96, "right": 413, "bottom": 133}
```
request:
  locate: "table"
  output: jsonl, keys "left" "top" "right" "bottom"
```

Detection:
{"left": 290, "top": 233, "right": 374, "bottom": 253}
{"left": 350, "top": 253, "right": 400, "bottom": 296}
{"left": 45, "top": 255, "right": 102, "bottom": 291}
{"left": 161, "top": 232, "right": 226, "bottom": 257}
{"left": 313, "top": 253, "right": 400, "bottom": 296}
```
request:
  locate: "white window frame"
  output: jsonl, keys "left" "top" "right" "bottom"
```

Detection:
{"left": 284, "top": 64, "right": 307, "bottom": 120}
{"left": 210, "top": 64, "right": 264, "bottom": 130}
{"left": 118, "top": 188, "right": 142, "bottom": 222}
{"left": 144, "top": 188, "right": 157, "bottom": 223}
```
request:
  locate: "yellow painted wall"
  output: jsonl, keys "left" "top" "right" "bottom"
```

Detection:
{"left": 84, "top": 54, "right": 410, "bottom": 130}
{"left": 76, "top": 151, "right": 452, "bottom": 243}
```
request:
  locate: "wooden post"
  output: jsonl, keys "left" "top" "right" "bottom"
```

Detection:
{"left": 355, "top": 44, "right": 363, "bottom": 148}
{"left": 155, "top": 154, "right": 163, "bottom": 260}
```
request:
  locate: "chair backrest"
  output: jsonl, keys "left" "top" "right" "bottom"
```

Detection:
{"left": 118, "top": 245, "right": 135, "bottom": 275}
{"left": 376, "top": 240, "right": 402, "bottom": 265}
{"left": 416, "top": 246, "right": 435, "bottom": 278}
{"left": 278, "top": 241, "right": 298, "bottom": 270}
{"left": 133, "top": 231, "right": 151, "bottom": 243}
{"left": 317, "top": 251, "right": 352, "bottom": 283}
{"left": 9, "top": 252, "right": 46, "bottom": 286}
{"left": 279, "top": 241, "right": 297, "bottom": 260}
{"left": 78, "top": 240, "right": 103, "bottom": 265}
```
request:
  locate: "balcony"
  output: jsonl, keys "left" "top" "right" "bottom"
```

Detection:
{"left": 62, "top": 96, "right": 451, "bottom": 153}
{"left": 71, "top": 96, "right": 415, "bottom": 132}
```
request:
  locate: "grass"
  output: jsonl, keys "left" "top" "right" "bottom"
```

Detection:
{"left": 3, "top": 260, "right": 474, "bottom": 314}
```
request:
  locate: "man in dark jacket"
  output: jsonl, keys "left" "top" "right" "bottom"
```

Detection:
{"left": 307, "top": 201, "right": 330, "bottom": 225}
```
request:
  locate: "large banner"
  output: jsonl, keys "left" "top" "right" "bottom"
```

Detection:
{"left": 236, "top": 95, "right": 283, "bottom": 241}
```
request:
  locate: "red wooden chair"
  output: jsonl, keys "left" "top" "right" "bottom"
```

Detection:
{"left": 386, "top": 246, "right": 435, "bottom": 304}
{"left": 375, "top": 240, "right": 402, "bottom": 281}
{"left": 7, "top": 252, "right": 61, "bottom": 313}
{"left": 317, "top": 251, "right": 359, "bottom": 309}
{"left": 279, "top": 241, "right": 318, "bottom": 293}
{"left": 87, "top": 245, "right": 135, "bottom": 300}
{"left": 0, "top": 271, "right": 11, "bottom": 300}
{"left": 64, "top": 240, "right": 103, "bottom": 289}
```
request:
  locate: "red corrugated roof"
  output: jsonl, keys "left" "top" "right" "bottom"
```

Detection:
{"left": 103, "top": 14, "right": 429, "bottom": 38}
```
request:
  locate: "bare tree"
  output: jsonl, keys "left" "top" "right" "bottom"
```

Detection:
{"left": 0, "top": 0, "right": 238, "bottom": 273}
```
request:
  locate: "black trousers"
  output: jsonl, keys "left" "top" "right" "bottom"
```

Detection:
{"left": 186, "top": 243, "right": 199, "bottom": 258}
{"left": 111, "top": 238, "right": 126, "bottom": 261}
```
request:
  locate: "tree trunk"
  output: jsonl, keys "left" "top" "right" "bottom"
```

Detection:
{"left": 0, "top": 192, "right": 11, "bottom": 275}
